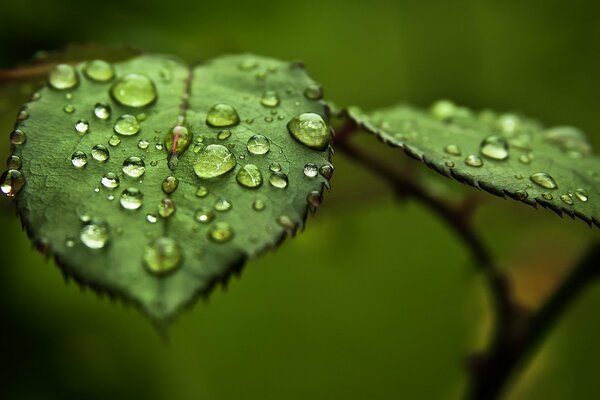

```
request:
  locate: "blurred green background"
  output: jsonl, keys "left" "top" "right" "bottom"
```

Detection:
{"left": 1, "top": 0, "right": 600, "bottom": 399}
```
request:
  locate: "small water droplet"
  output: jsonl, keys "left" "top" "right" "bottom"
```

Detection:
{"left": 444, "top": 144, "right": 461, "bottom": 156}
{"left": 214, "top": 198, "right": 232, "bottom": 212}
{"left": 319, "top": 164, "right": 334, "bottom": 179}
{"left": 10, "top": 129, "right": 26, "bottom": 145}
{"left": 515, "top": 174, "right": 523, "bottom": 180}
{"left": 239, "top": 59, "right": 258, "bottom": 70}
{"left": 120, "top": 187, "right": 143, "bottom": 210}
{"left": 480, "top": 135, "right": 509, "bottom": 160}
{"left": 161, "top": 175, "right": 179, "bottom": 194}
{"left": 430, "top": 100, "right": 456, "bottom": 120}
{"left": 146, "top": 214, "right": 158, "bottom": 224}
{"left": 101, "top": 172, "right": 120, "bottom": 189}
{"left": 445, "top": 161, "right": 455, "bottom": 168}
{"left": 75, "top": 119, "right": 89, "bottom": 134}
{"left": 48, "top": 64, "right": 79, "bottom": 90}
{"left": 261, "top": 91, "right": 280, "bottom": 107}
{"left": 269, "top": 172, "right": 288, "bottom": 188}
{"left": 236, "top": 164, "right": 262, "bottom": 188}
{"left": 155, "top": 143, "right": 163, "bottom": 151}
{"left": 1, "top": 169, "right": 24, "bottom": 198}
{"left": 108, "top": 135, "right": 121, "bottom": 147}
{"left": 63, "top": 104, "right": 75, "bottom": 113}
{"left": 193, "top": 144, "right": 236, "bottom": 178}
{"left": 150, "top": 160, "right": 158, "bottom": 167}
{"left": 91, "top": 144, "right": 109, "bottom": 162}
{"left": 80, "top": 219, "right": 110, "bottom": 249}
{"left": 144, "top": 237, "right": 182, "bottom": 275}
{"left": 277, "top": 215, "right": 295, "bottom": 231}
{"left": 264, "top": 116, "right": 273, "bottom": 123}
{"left": 122, "top": 156, "right": 145, "bottom": 178}
{"left": 64, "top": 93, "right": 72, "bottom": 100}
{"left": 94, "top": 103, "right": 111, "bottom": 120}
{"left": 559, "top": 194, "right": 574, "bottom": 205}
{"left": 530, "top": 172, "right": 558, "bottom": 190}
{"left": 65, "top": 237, "right": 76, "bottom": 248}
{"left": 164, "top": 125, "right": 192, "bottom": 155}
{"left": 246, "top": 134, "right": 270, "bottom": 155}
{"left": 575, "top": 188, "right": 588, "bottom": 202}
{"left": 287, "top": 112, "right": 330, "bottom": 150}
{"left": 6, "top": 155, "right": 22, "bottom": 170}
{"left": 136, "top": 113, "right": 146, "bottom": 121}
{"left": 307, "top": 190, "right": 322, "bottom": 208}
{"left": 206, "top": 103, "right": 240, "bottom": 127}
{"left": 465, "top": 154, "right": 483, "bottom": 167}
{"left": 196, "top": 186, "right": 209, "bottom": 197}
{"left": 194, "top": 208, "right": 215, "bottom": 223}
{"left": 16, "top": 109, "right": 28, "bottom": 120}
{"left": 497, "top": 114, "right": 520, "bottom": 135}
{"left": 138, "top": 139, "right": 149, "bottom": 149}
{"left": 71, "top": 151, "right": 87, "bottom": 168}
{"left": 303, "top": 163, "right": 318, "bottom": 177}
{"left": 542, "top": 193, "right": 554, "bottom": 200}
{"left": 217, "top": 129, "right": 232, "bottom": 140}
{"left": 84, "top": 59, "right": 114, "bottom": 82}
{"left": 269, "top": 162, "right": 282, "bottom": 172}
{"left": 304, "top": 84, "right": 323, "bottom": 100}
{"left": 518, "top": 154, "right": 532, "bottom": 165}
{"left": 514, "top": 190, "right": 528, "bottom": 200}
{"left": 544, "top": 126, "right": 592, "bottom": 156}
{"left": 114, "top": 114, "right": 140, "bottom": 136}
{"left": 158, "top": 198, "right": 176, "bottom": 218}
{"left": 208, "top": 222, "right": 233, "bottom": 243}
{"left": 252, "top": 199, "right": 266, "bottom": 211}
{"left": 110, "top": 73, "right": 157, "bottom": 108}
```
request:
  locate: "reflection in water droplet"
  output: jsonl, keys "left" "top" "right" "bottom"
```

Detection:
{"left": 109, "top": 135, "right": 121, "bottom": 147}
{"left": 287, "top": 112, "right": 330, "bottom": 150}
{"left": 444, "top": 144, "right": 461, "bottom": 156}
{"left": 261, "top": 91, "right": 280, "bottom": 107}
{"left": 214, "top": 198, "right": 232, "bottom": 212}
{"left": 206, "top": 103, "right": 240, "bottom": 127}
{"left": 236, "top": 164, "right": 262, "bottom": 188}
{"left": 84, "top": 59, "right": 114, "bottom": 82}
{"left": 209, "top": 222, "right": 234, "bottom": 243}
{"left": 269, "top": 172, "right": 288, "bottom": 188}
{"left": 164, "top": 125, "right": 192, "bottom": 155}
{"left": 480, "top": 135, "right": 509, "bottom": 160}
{"left": 575, "top": 188, "right": 588, "bottom": 202}
{"left": 75, "top": 120, "right": 89, "bottom": 134}
{"left": 158, "top": 198, "right": 176, "bottom": 218}
{"left": 161, "top": 176, "right": 179, "bottom": 194}
{"left": 252, "top": 199, "right": 265, "bottom": 211}
{"left": 71, "top": 151, "right": 87, "bottom": 168}
{"left": 114, "top": 114, "right": 140, "bottom": 136}
{"left": 110, "top": 73, "right": 157, "bottom": 108}
{"left": 465, "top": 154, "right": 483, "bottom": 167}
{"left": 80, "top": 219, "right": 110, "bottom": 249}
{"left": 144, "top": 237, "right": 182, "bottom": 275}
{"left": 194, "top": 208, "right": 214, "bottom": 224}
{"left": 10, "top": 130, "right": 26, "bottom": 145}
{"left": 94, "top": 102, "right": 111, "bottom": 120}
{"left": 1, "top": 169, "right": 24, "bottom": 198}
{"left": 193, "top": 144, "right": 236, "bottom": 178}
{"left": 122, "top": 156, "right": 145, "bottom": 178}
{"left": 120, "top": 187, "right": 143, "bottom": 210}
{"left": 101, "top": 172, "right": 120, "bottom": 189}
{"left": 530, "top": 172, "right": 558, "bottom": 190}
{"left": 247, "top": 134, "right": 270, "bottom": 155}
{"left": 48, "top": 64, "right": 79, "bottom": 90}
{"left": 91, "top": 144, "right": 109, "bottom": 162}
{"left": 303, "top": 163, "right": 318, "bottom": 177}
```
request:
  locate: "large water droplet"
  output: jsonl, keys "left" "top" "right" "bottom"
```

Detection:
{"left": 10, "top": 129, "right": 26, "bottom": 145}
{"left": 110, "top": 73, "right": 157, "bottom": 108}
{"left": 575, "top": 188, "right": 588, "bottom": 202}
{"left": 80, "top": 219, "right": 110, "bottom": 249}
{"left": 209, "top": 222, "right": 234, "bottom": 243}
{"left": 144, "top": 237, "right": 182, "bottom": 275}
{"left": 48, "top": 64, "right": 79, "bottom": 90}
{"left": 161, "top": 175, "right": 179, "bottom": 194}
{"left": 84, "top": 59, "right": 114, "bottom": 82}
{"left": 287, "top": 112, "right": 330, "bottom": 150}
{"left": 75, "top": 119, "right": 89, "bottom": 134}
{"left": 194, "top": 208, "right": 214, "bottom": 224}
{"left": 480, "top": 135, "right": 509, "bottom": 160}
{"left": 261, "top": 91, "right": 280, "bottom": 107}
{"left": 94, "top": 102, "right": 111, "bottom": 120}
{"left": 269, "top": 172, "right": 288, "bottom": 188}
{"left": 193, "top": 144, "right": 236, "bottom": 178}
{"left": 236, "top": 164, "right": 262, "bottom": 188}
{"left": 101, "top": 172, "right": 120, "bottom": 189}
{"left": 246, "top": 134, "right": 270, "bottom": 155}
{"left": 122, "top": 156, "right": 145, "bottom": 178}
{"left": 530, "top": 172, "right": 558, "bottom": 189}
{"left": 465, "top": 154, "right": 483, "bottom": 167}
{"left": 206, "top": 103, "right": 240, "bottom": 127}
{"left": 1, "top": 169, "right": 24, "bottom": 198}
{"left": 120, "top": 187, "right": 143, "bottom": 210}
{"left": 114, "top": 114, "right": 141, "bottom": 136}
{"left": 91, "top": 144, "right": 109, "bottom": 162}
{"left": 71, "top": 151, "right": 87, "bottom": 168}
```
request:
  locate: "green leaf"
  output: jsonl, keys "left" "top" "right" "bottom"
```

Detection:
{"left": 346, "top": 100, "right": 600, "bottom": 227}
{"left": 3, "top": 53, "right": 332, "bottom": 322}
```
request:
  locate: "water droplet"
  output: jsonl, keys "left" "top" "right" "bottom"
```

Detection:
{"left": 214, "top": 198, "right": 232, "bottom": 211}
{"left": 144, "top": 237, "right": 182, "bottom": 275}
{"left": 122, "top": 156, "right": 145, "bottom": 178}
{"left": 304, "top": 84, "right": 323, "bottom": 100}
{"left": 165, "top": 125, "right": 192, "bottom": 155}
{"left": 303, "top": 163, "right": 318, "bottom": 177}
{"left": 307, "top": 190, "right": 322, "bottom": 208}
{"left": 150, "top": 160, "right": 158, "bottom": 167}
{"left": 108, "top": 135, "right": 121, "bottom": 147}
{"left": 261, "top": 91, "right": 280, "bottom": 107}
{"left": 193, "top": 144, "right": 236, "bottom": 178}
{"left": 161, "top": 175, "right": 179, "bottom": 194}
{"left": 319, "top": 164, "right": 334, "bottom": 179}
{"left": 155, "top": 143, "right": 163, "bottom": 151}
{"left": 542, "top": 193, "right": 553, "bottom": 200}
{"left": 138, "top": 139, "right": 149, "bottom": 149}
{"left": 217, "top": 129, "right": 231, "bottom": 140}
{"left": 196, "top": 186, "right": 208, "bottom": 197}
{"left": 48, "top": 64, "right": 79, "bottom": 90}
{"left": 530, "top": 172, "right": 558, "bottom": 190}
{"left": 84, "top": 59, "right": 114, "bottom": 82}
{"left": 465, "top": 154, "right": 483, "bottom": 167}
{"left": 514, "top": 190, "right": 528, "bottom": 200}
{"left": 16, "top": 109, "right": 28, "bottom": 120}
{"left": 264, "top": 116, "right": 273, "bottom": 123}
{"left": 158, "top": 198, "right": 176, "bottom": 218}
{"left": 236, "top": 164, "right": 262, "bottom": 188}
{"left": 497, "top": 114, "right": 520, "bottom": 135}
{"left": 430, "top": 100, "right": 456, "bottom": 120}
{"left": 64, "top": 104, "right": 75, "bottom": 113}
{"left": 114, "top": 114, "right": 140, "bottom": 136}
{"left": 120, "top": 187, "right": 143, "bottom": 210}
{"left": 518, "top": 154, "right": 532, "bottom": 165}
{"left": 194, "top": 208, "right": 214, "bottom": 224}
{"left": 246, "top": 134, "right": 270, "bottom": 155}
{"left": 91, "top": 144, "right": 109, "bottom": 162}
{"left": 136, "top": 113, "right": 146, "bottom": 121}
{"left": 94, "top": 102, "right": 111, "bottom": 120}
{"left": 239, "top": 59, "right": 258, "bottom": 70}
{"left": 65, "top": 237, "right": 76, "bottom": 248}
{"left": 1, "top": 169, "right": 24, "bottom": 198}
{"left": 208, "top": 222, "right": 234, "bottom": 243}
{"left": 110, "top": 73, "right": 157, "bottom": 108}
{"left": 277, "top": 215, "right": 295, "bottom": 231}
{"left": 252, "top": 199, "right": 266, "bottom": 211}
{"left": 71, "top": 151, "right": 87, "bottom": 168}
{"left": 10, "top": 129, "right": 26, "bottom": 145}
{"left": 101, "top": 172, "right": 120, "bottom": 189}
{"left": 445, "top": 161, "right": 455, "bottom": 168}
{"left": 75, "top": 119, "right": 89, "bottom": 134}
{"left": 64, "top": 93, "right": 72, "bottom": 100}
{"left": 560, "top": 194, "right": 574, "bottom": 205}
{"left": 543, "top": 126, "right": 592, "bottom": 156}
{"left": 575, "top": 188, "right": 588, "bottom": 202}
{"left": 287, "top": 112, "right": 330, "bottom": 150}
{"left": 269, "top": 172, "right": 288, "bottom": 188}
{"left": 269, "top": 162, "right": 282, "bottom": 172}
{"left": 444, "top": 144, "right": 461, "bottom": 156}
{"left": 480, "top": 135, "right": 509, "bottom": 160}
{"left": 515, "top": 174, "right": 523, "bottom": 180}
{"left": 6, "top": 155, "right": 22, "bottom": 170}
{"left": 206, "top": 103, "right": 240, "bottom": 127}
{"left": 146, "top": 214, "right": 158, "bottom": 224}
{"left": 80, "top": 219, "right": 110, "bottom": 249}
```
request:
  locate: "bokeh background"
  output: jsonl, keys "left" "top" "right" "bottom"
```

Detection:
{"left": 1, "top": 0, "right": 600, "bottom": 399}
